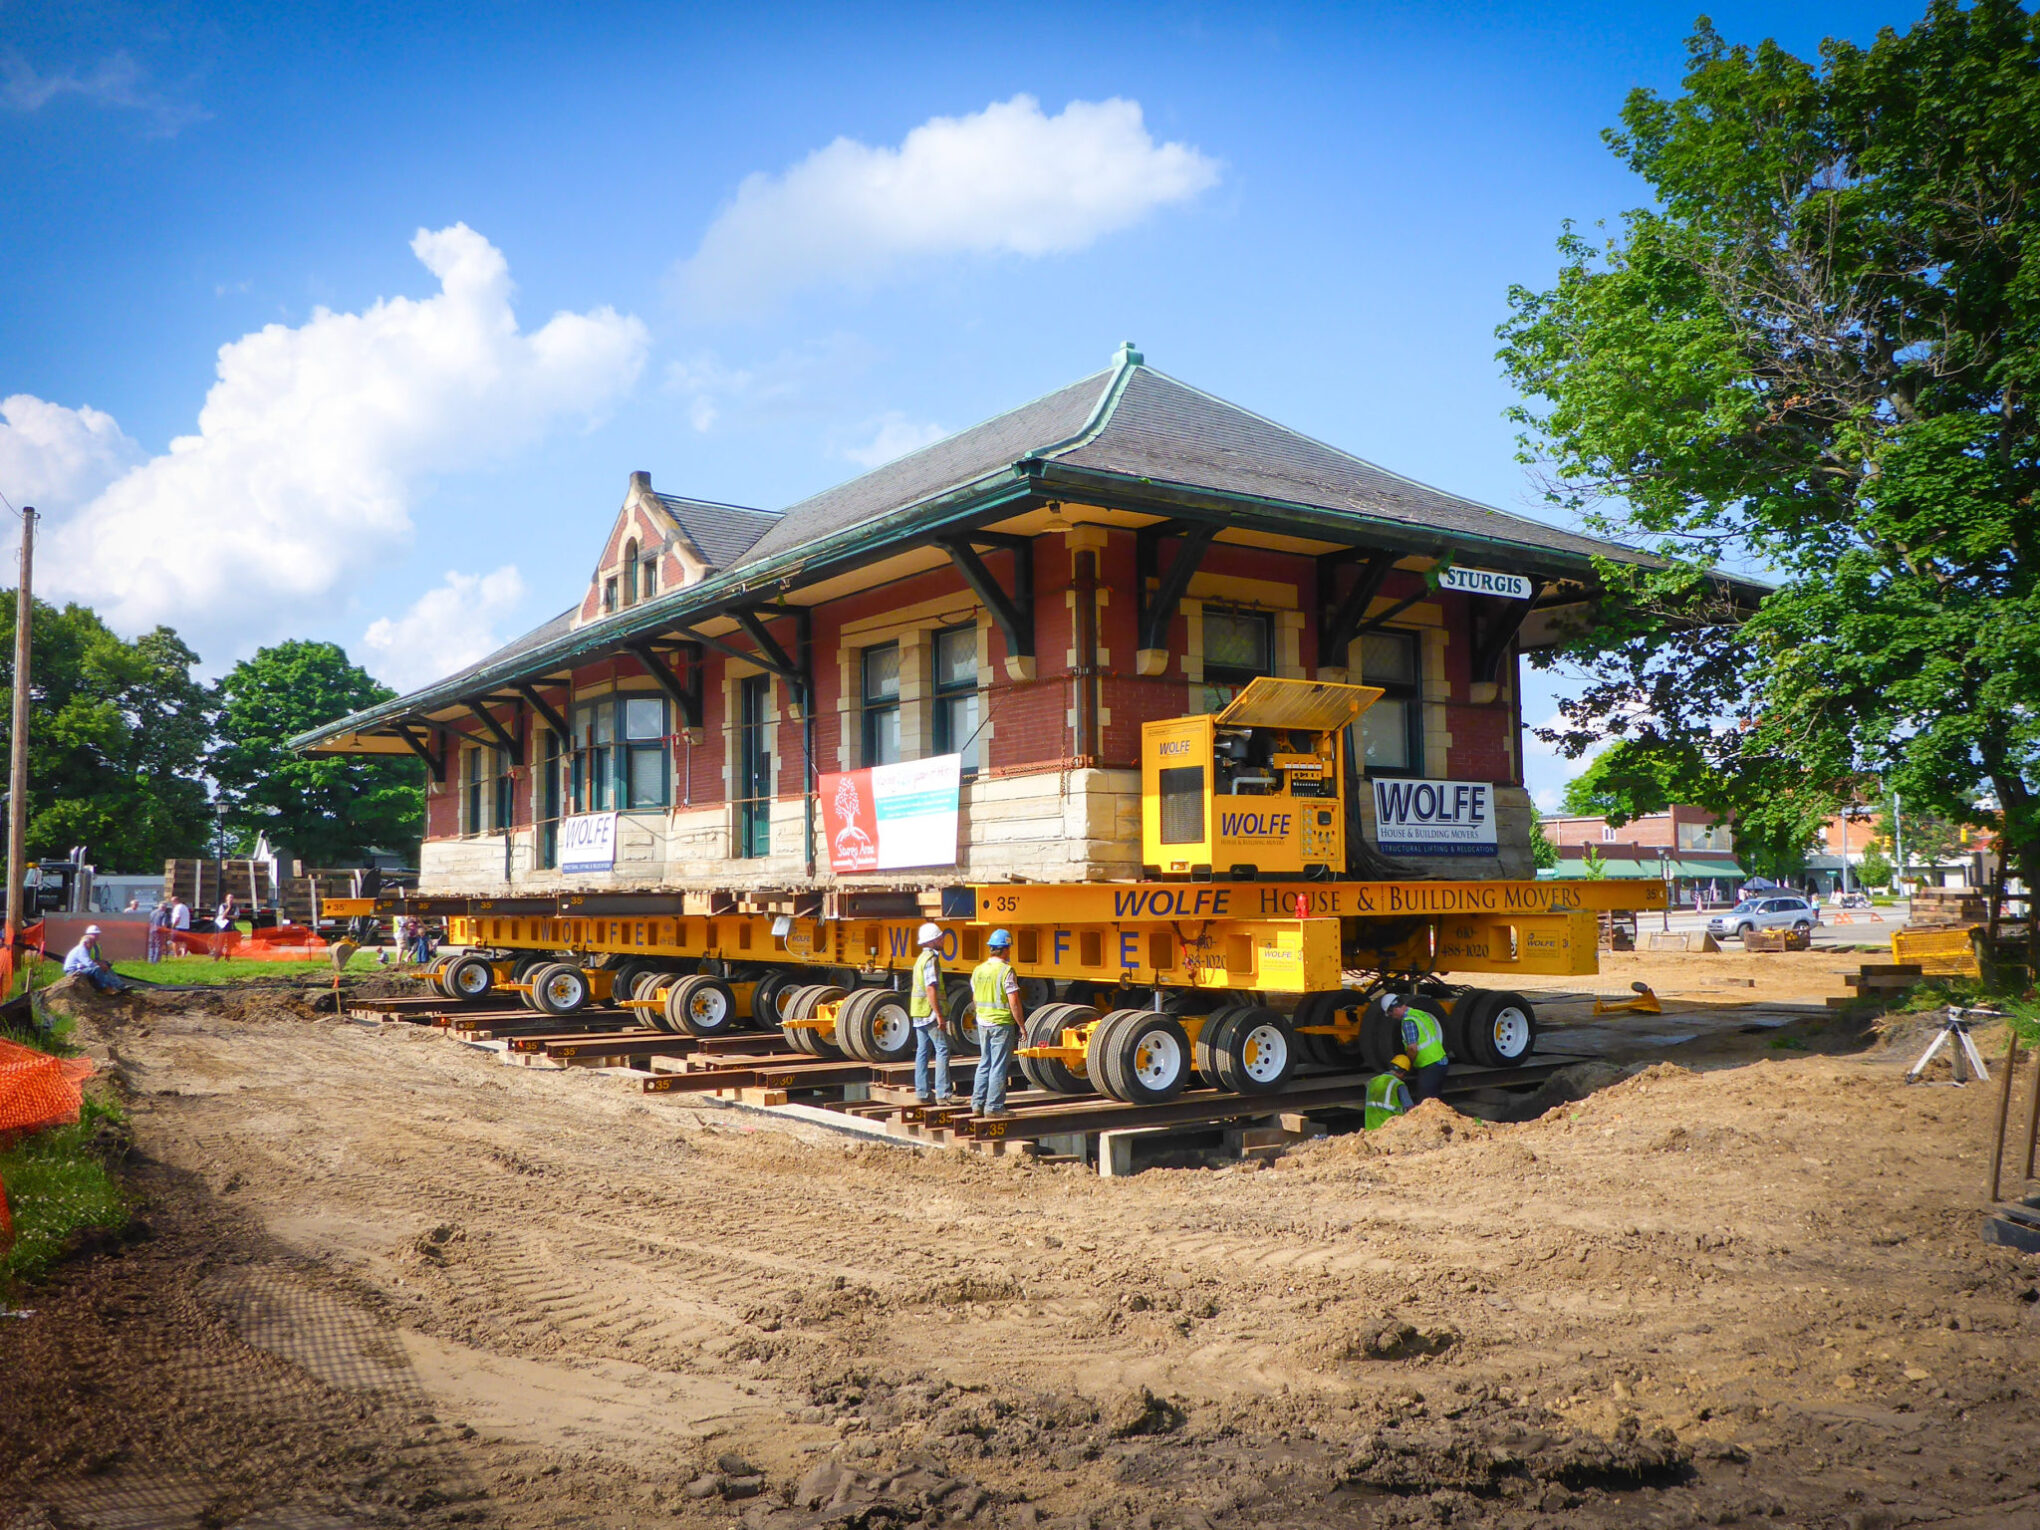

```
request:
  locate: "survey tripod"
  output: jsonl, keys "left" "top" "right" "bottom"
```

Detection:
{"left": 1905, "top": 1005, "right": 2002, "bottom": 1086}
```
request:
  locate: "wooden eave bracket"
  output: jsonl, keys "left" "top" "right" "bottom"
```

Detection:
{"left": 1469, "top": 594, "right": 1539, "bottom": 702}
{"left": 513, "top": 682, "right": 571, "bottom": 741}
{"left": 626, "top": 639, "right": 705, "bottom": 736}
{"left": 464, "top": 699, "right": 523, "bottom": 759}
{"left": 1316, "top": 550, "right": 1397, "bottom": 671}
{"left": 393, "top": 722, "right": 444, "bottom": 781}
{"left": 939, "top": 534, "right": 1036, "bottom": 682}
{"left": 1136, "top": 520, "right": 1218, "bottom": 675}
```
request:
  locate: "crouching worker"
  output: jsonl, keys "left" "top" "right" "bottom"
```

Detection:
{"left": 1381, "top": 992, "right": 1449, "bottom": 1103}
{"left": 910, "top": 921, "right": 952, "bottom": 1106}
{"left": 63, "top": 925, "right": 127, "bottom": 993}
{"left": 969, "top": 928, "right": 1025, "bottom": 1119}
{"left": 1365, "top": 1054, "right": 1414, "bottom": 1129}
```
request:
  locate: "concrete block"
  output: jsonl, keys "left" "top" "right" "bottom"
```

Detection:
{"left": 1099, "top": 1126, "right": 1172, "bottom": 1178}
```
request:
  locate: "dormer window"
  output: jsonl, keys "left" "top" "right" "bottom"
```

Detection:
{"left": 642, "top": 554, "right": 658, "bottom": 599}
{"left": 603, "top": 577, "right": 618, "bottom": 614}
{"left": 623, "top": 539, "right": 639, "bottom": 607}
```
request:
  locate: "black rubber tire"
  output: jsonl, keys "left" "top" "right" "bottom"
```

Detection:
{"left": 1108, "top": 1012, "right": 1194, "bottom": 1104}
{"left": 531, "top": 962, "right": 591, "bottom": 1017}
{"left": 750, "top": 969, "right": 802, "bottom": 1031}
{"left": 1013, "top": 1001, "right": 1062, "bottom": 1092}
{"left": 1294, "top": 991, "right": 1368, "bottom": 1070}
{"left": 1022, "top": 1002, "right": 1094, "bottom": 1095}
{"left": 836, "top": 987, "right": 917, "bottom": 1064}
{"left": 1359, "top": 994, "right": 1404, "bottom": 1073}
{"left": 1445, "top": 992, "right": 1493, "bottom": 1063}
{"left": 1216, "top": 1005, "right": 1296, "bottom": 1095}
{"left": 510, "top": 952, "right": 552, "bottom": 983}
{"left": 782, "top": 983, "right": 847, "bottom": 1058}
{"left": 943, "top": 992, "right": 982, "bottom": 1059}
{"left": 607, "top": 959, "right": 654, "bottom": 1005}
{"left": 1192, "top": 1005, "right": 1244, "bottom": 1085}
{"left": 1471, "top": 991, "right": 1537, "bottom": 1068}
{"left": 443, "top": 953, "right": 496, "bottom": 1001}
{"left": 666, "top": 974, "right": 740, "bottom": 1037}
{"left": 629, "top": 970, "right": 668, "bottom": 1002}
{"left": 1088, "top": 1009, "right": 1147, "bottom": 1102}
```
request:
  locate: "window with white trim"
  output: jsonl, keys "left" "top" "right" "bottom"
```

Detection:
{"left": 1357, "top": 630, "right": 1423, "bottom": 775}
{"left": 861, "top": 643, "right": 901, "bottom": 766}
{"left": 932, "top": 627, "right": 979, "bottom": 770}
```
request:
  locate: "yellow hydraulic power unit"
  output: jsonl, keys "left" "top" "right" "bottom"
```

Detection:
{"left": 1141, "top": 677, "right": 1382, "bottom": 880}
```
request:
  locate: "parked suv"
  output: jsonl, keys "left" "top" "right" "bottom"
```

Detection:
{"left": 1708, "top": 895, "right": 1821, "bottom": 941}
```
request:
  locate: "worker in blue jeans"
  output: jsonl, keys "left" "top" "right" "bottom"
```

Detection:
{"left": 1381, "top": 993, "right": 1449, "bottom": 1102}
{"left": 909, "top": 922, "right": 952, "bottom": 1104}
{"left": 968, "top": 928, "right": 1026, "bottom": 1118}
{"left": 63, "top": 926, "right": 126, "bottom": 993}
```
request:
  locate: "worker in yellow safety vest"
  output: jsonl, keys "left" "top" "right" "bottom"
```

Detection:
{"left": 1381, "top": 993, "right": 1449, "bottom": 1102}
{"left": 968, "top": 928, "right": 1026, "bottom": 1119}
{"left": 1364, "top": 1055, "right": 1415, "bottom": 1129}
{"left": 910, "top": 921, "right": 953, "bottom": 1106}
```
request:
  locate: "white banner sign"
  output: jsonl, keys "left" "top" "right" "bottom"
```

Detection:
{"left": 1373, "top": 779, "right": 1498, "bottom": 857}
{"left": 559, "top": 811, "right": 618, "bottom": 873}
{"left": 1438, "top": 565, "right": 1534, "bottom": 600}
{"left": 820, "top": 754, "right": 962, "bottom": 872}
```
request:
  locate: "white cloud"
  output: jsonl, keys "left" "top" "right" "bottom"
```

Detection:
{"left": 677, "top": 95, "right": 1220, "bottom": 314}
{"left": 663, "top": 333, "right": 881, "bottom": 434}
{"left": 0, "top": 394, "right": 143, "bottom": 513}
{"left": 361, "top": 566, "right": 527, "bottom": 693}
{"left": 841, "top": 412, "right": 947, "bottom": 469}
{"left": 9, "top": 224, "right": 646, "bottom": 665}
{"left": 1, "top": 50, "right": 208, "bottom": 136}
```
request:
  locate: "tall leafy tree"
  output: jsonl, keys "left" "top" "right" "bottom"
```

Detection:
{"left": 1497, "top": 2, "right": 2040, "bottom": 925}
{"left": 0, "top": 593, "right": 214, "bottom": 869}
{"left": 213, "top": 641, "right": 422, "bottom": 866}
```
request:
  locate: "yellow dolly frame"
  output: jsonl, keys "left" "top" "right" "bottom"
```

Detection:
{"left": 330, "top": 876, "right": 1660, "bottom": 1108}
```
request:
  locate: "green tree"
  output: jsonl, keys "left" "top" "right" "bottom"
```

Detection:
{"left": 0, "top": 593, "right": 214, "bottom": 870}
{"left": 1528, "top": 804, "right": 1560, "bottom": 870}
{"left": 213, "top": 641, "right": 422, "bottom": 866}
{"left": 1857, "top": 844, "right": 1895, "bottom": 888}
{"left": 1496, "top": 3, "right": 2040, "bottom": 934}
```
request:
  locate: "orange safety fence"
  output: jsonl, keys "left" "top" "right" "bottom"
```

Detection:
{"left": 0, "top": 1037, "right": 96, "bottom": 1141}
{"left": 0, "top": 919, "right": 47, "bottom": 1000}
{"left": 167, "top": 923, "right": 329, "bottom": 961}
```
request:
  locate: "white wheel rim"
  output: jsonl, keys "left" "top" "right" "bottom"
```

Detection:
{"left": 691, "top": 988, "right": 729, "bottom": 1027}
{"left": 1133, "top": 1030, "right": 1183, "bottom": 1088}
{"left": 547, "top": 973, "right": 582, "bottom": 1006}
{"left": 456, "top": 966, "right": 487, "bottom": 995}
{"left": 873, "top": 1004, "right": 910, "bottom": 1051}
{"left": 1240, "top": 1023, "right": 1288, "bottom": 1082}
{"left": 959, "top": 1013, "right": 981, "bottom": 1046}
{"left": 1491, "top": 1008, "right": 1531, "bottom": 1059}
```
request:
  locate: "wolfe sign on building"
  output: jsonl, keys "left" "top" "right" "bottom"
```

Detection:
{"left": 1373, "top": 779, "right": 1498, "bottom": 857}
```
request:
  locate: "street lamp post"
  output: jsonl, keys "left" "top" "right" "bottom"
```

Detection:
{"left": 1659, "top": 846, "right": 1671, "bottom": 932}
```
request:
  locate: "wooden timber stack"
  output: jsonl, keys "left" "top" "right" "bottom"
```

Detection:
{"left": 281, "top": 868, "right": 371, "bottom": 926}
{"left": 1909, "top": 887, "right": 1990, "bottom": 927}
{"left": 162, "top": 858, "right": 275, "bottom": 910}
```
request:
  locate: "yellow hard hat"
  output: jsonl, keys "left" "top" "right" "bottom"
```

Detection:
{"left": 1391, "top": 1053, "right": 1412, "bottom": 1074}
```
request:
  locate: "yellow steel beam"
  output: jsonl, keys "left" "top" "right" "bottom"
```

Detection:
{"left": 970, "top": 877, "right": 1662, "bottom": 926}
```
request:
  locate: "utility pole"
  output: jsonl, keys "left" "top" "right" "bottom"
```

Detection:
{"left": 1893, "top": 792, "right": 1906, "bottom": 895}
{"left": 4, "top": 507, "right": 34, "bottom": 993}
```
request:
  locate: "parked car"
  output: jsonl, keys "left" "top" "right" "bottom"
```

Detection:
{"left": 1708, "top": 895, "right": 1821, "bottom": 940}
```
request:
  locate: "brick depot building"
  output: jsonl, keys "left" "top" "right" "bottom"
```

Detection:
{"left": 298, "top": 346, "right": 1669, "bottom": 904}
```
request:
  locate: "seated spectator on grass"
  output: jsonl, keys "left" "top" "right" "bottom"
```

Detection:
{"left": 63, "top": 926, "right": 126, "bottom": 993}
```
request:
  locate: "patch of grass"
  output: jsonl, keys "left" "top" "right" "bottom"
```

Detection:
{"left": 1, "top": 1089, "right": 128, "bottom": 1287}
{"left": 108, "top": 951, "right": 386, "bottom": 985}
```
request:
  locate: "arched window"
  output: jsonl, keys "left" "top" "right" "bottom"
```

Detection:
{"left": 622, "top": 539, "right": 639, "bottom": 606}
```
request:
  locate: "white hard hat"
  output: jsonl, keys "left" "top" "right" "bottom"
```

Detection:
{"left": 916, "top": 921, "right": 943, "bottom": 946}
{"left": 84, "top": 924, "right": 102, "bottom": 936}
{"left": 1379, "top": 992, "right": 1404, "bottom": 1009}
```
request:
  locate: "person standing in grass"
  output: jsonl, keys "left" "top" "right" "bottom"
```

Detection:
{"left": 146, "top": 898, "right": 171, "bottom": 962}
{"left": 212, "top": 893, "right": 240, "bottom": 961}
{"left": 169, "top": 894, "right": 191, "bottom": 956}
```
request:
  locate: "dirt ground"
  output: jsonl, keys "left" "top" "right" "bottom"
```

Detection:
{"left": 5, "top": 954, "right": 2040, "bottom": 1530}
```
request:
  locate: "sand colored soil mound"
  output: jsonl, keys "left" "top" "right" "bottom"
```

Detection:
{"left": 3, "top": 984, "right": 2039, "bottom": 1529}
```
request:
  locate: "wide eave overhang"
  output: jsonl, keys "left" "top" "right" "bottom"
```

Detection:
{"left": 292, "top": 457, "right": 1767, "bottom": 756}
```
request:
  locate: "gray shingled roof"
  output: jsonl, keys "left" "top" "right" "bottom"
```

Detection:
{"left": 718, "top": 360, "right": 1636, "bottom": 572}
{"left": 1055, "top": 368, "right": 1633, "bottom": 566}
{"left": 732, "top": 371, "right": 1113, "bottom": 566}
{"left": 654, "top": 493, "right": 782, "bottom": 571}
{"left": 427, "top": 606, "right": 577, "bottom": 695}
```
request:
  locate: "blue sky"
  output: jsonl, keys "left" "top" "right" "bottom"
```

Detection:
{"left": 1, "top": 0, "right": 1924, "bottom": 808}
